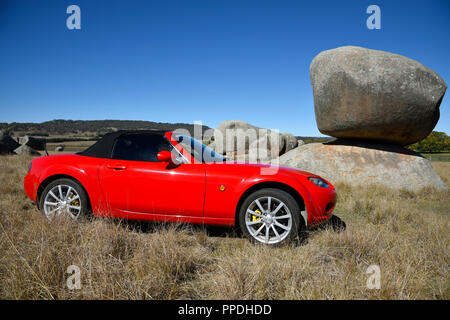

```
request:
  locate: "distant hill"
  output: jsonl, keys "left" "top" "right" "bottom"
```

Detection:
{"left": 0, "top": 120, "right": 333, "bottom": 143}
{"left": 0, "top": 120, "right": 212, "bottom": 137}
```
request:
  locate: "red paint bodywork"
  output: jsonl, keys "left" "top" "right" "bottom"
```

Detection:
{"left": 24, "top": 132, "right": 336, "bottom": 227}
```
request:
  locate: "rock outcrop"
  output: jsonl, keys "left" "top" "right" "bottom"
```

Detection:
{"left": 14, "top": 144, "right": 41, "bottom": 156}
{"left": 310, "top": 46, "right": 447, "bottom": 145}
{"left": 283, "top": 46, "right": 449, "bottom": 190}
{"left": 282, "top": 133, "right": 299, "bottom": 153}
{"left": 211, "top": 120, "right": 298, "bottom": 160}
{"left": 278, "top": 141, "right": 447, "bottom": 191}
{"left": 0, "top": 130, "right": 43, "bottom": 156}
{"left": 18, "top": 135, "right": 46, "bottom": 151}
{"left": 0, "top": 130, "right": 20, "bottom": 154}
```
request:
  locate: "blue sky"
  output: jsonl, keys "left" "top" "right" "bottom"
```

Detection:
{"left": 0, "top": 0, "right": 449, "bottom": 136}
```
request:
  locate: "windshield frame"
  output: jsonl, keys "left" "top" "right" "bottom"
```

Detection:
{"left": 166, "top": 131, "right": 227, "bottom": 164}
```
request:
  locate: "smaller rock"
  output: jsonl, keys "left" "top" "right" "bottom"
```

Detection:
{"left": 214, "top": 120, "right": 260, "bottom": 154}
{"left": 249, "top": 132, "right": 285, "bottom": 157}
{"left": 0, "top": 131, "right": 20, "bottom": 154}
{"left": 19, "top": 136, "right": 46, "bottom": 151}
{"left": 282, "top": 133, "right": 298, "bottom": 153}
{"left": 14, "top": 144, "right": 41, "bottom": 156}
{"left": 213, "top": 120, "right": 298, "bottom": 158}
{"left": 247, "top": 146, "right": 273, "bottom": 162}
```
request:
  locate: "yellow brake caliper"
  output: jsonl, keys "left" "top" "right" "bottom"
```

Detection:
{"left": 252, "top": 209, "right": 262, "bottom": 222}
{"left": 69, "top": 194, "right": 79, "bottom": 207}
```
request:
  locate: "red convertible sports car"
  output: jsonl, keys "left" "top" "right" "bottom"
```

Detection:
{"left": 24, "top": 130, "right": 336, "bottom": 245}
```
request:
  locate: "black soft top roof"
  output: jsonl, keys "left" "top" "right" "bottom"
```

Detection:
{"left": 77, "top": 129, "right": 168, "bottom": 158}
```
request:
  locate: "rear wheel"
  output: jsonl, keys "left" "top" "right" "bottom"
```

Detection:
{"left": 239, "top": 188, "right": 302, "bottom": 245}
{"left": 39, "top": 178, "right": 89, "bottom": 220}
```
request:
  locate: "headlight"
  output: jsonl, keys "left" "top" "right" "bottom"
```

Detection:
{"left": 27, "top": 162, "right": 32, "bottom": 173}
{"left": 308, "top": 177, "right": 329, "bottom": 188}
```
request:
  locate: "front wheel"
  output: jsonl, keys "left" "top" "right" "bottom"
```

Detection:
{"left": 39, "top": 178, "right": 89, "bottom": 220}
{"left": 239, "top": 188, "right": 303, "bottom": 245}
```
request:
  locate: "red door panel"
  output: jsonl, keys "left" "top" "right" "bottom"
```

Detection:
{"left": 98, "top": 160, "right": 206, "bottom": 217}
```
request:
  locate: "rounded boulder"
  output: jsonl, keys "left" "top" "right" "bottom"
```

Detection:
{"left": 310, "top": 46, "right": 447, "bottom": 145}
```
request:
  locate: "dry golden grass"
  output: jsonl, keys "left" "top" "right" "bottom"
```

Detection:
{"left": 0, "top": 155, "right": 448, "bottom": 299}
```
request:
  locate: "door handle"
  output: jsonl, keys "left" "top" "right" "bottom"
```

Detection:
{"left": 107, "top": 164, "right": 127, "bottom": 170}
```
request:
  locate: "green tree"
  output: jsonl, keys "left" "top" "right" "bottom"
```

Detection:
{"left": 407, "top": 131, "right": 450, "bottom": 153}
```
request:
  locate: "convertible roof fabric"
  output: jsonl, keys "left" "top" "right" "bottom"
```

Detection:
{"left": 77, "top": 130, "right": 168, "bottom": 158}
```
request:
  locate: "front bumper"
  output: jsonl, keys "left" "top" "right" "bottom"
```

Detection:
{"left": 307, "top": 186, "right": 337, "bottom": 226}
{"left": 24, "top": 171, "right": 38, "bottom": 203}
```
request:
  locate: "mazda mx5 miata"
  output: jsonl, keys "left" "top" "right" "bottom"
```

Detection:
{"left": 24, "top": 130, "right": 336, "bottom": 245}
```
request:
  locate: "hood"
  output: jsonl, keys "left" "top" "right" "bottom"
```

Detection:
{"left": 220, "top": 160, "right": 321, "bottom": 178}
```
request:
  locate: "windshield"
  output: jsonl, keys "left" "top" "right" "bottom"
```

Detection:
{"left": 172, "top": 133, "right": 226, "bottom": 163}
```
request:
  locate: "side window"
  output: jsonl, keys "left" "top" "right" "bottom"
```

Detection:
{"left": 111, "top": 134, "right": 172, "bottom": 162}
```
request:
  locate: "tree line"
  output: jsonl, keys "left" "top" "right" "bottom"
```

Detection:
{"left": 407, "top": 131, "right": 450, "bottom": 153}
{"left": 0, "top": 120, "right": 211, "bottom": 137}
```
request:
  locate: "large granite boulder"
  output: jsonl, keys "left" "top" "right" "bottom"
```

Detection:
{"left": 277, "top": 141, "right": 447, "bottom": 191}
{"left": 310, "top": 46, "right": 447, "bottom": 145}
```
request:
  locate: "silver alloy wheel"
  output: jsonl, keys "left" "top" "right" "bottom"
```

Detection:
{"left": 43, "top": 184, "right": 82, "bottom": 220}
{"left": 245, "top": 196, "right": 292, "bottom": 244}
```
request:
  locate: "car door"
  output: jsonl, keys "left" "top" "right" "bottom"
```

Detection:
{"left": 98, "top": 133, "right": 206, "bottom": 217}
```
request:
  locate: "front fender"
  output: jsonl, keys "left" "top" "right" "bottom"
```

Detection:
{"left": 235, "top": 173, "right": 314, "bottom": 223}
{"left": 203, "top": 163, "right": 316, "bottom": 224}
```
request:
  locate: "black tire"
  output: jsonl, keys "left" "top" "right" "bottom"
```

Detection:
{"left": 238, "top": 188, "right": 304, "bottom": 245}
{"left": 327, "top": 215, "right": 346, "bottom": 232}
{"left": 39, "top": 178, "right": 90, "bottom": 220}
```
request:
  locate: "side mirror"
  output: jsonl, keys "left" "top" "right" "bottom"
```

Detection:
{"left": 157, "top": 151, "right": 172, "bottom": 162}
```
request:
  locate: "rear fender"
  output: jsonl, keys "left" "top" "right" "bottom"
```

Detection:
{"left": 37, "top": 163, "right": 105, "bottom": 214}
